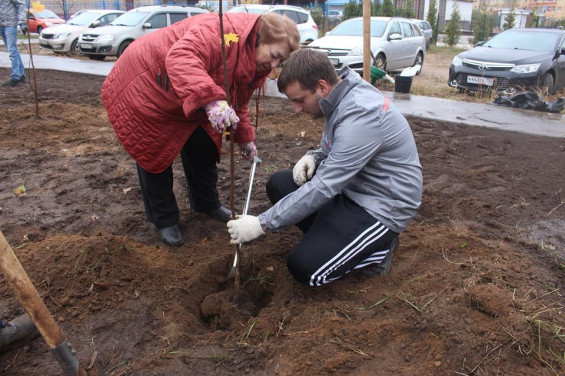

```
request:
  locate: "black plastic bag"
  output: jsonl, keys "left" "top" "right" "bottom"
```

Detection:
{"left": 493, "top": 91, "right": 565, "bottom": 113}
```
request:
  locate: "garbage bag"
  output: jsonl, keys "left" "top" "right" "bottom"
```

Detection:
{"left": 494, "top": 91, "right": 565, "bottom": 113}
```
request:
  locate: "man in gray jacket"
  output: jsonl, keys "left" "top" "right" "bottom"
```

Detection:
{"left": 0, "top": 0, "right": 27, "bottom": 87}
{"left": 227, "top": 49, "right": 423, "bottom": 286}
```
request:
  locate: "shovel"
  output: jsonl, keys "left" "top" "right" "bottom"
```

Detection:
{"left": 228, "top": 155, "right": 262, "bottom": 281}
{"left": 0, "top": 231, "right": 103, "bottom": 376}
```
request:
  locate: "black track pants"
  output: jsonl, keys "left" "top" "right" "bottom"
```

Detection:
{"left": 266, "top": 170, "right": 398, "bottom": 286}
{"left": 136, "top": 126, "right": 221, "bottom": 228}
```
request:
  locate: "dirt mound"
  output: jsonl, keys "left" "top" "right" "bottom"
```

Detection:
{"left": 1, "top": 69, "right": 564, "bottom": 375}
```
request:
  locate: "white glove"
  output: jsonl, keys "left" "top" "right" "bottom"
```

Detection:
{"left": 227, "top": 215, "right": 265, "bottom": 244}
{"left": 204, "top": 100, "right": 239, "bottom": 133}
{"left": 292, "top": 154, "right": 316, "bottom": 186}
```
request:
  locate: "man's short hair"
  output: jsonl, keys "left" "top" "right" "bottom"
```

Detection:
{"left": 277, "top": 48, "right": 339, "bottom": 93}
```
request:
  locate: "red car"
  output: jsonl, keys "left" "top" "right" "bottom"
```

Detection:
{"left": 27, "top": 8, "right": 66, "bottom": 35}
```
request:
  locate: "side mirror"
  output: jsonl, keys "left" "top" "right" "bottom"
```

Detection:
{"left": 89, "top": 20, "right": 100, "bottom": 28}
{"left": 142, "top": 22, "right": 152, "bottom": 29}
{"left": 388, "top": 33, "right": 402, "bottom": 41}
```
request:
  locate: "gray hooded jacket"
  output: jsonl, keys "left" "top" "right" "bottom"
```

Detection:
{"left": 258, "top": 67, "right": 423, "bottom": 234}
{"left": 0, "top": 0, "right": 26, "bottom": 27}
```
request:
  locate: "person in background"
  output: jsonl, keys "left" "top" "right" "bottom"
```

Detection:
{"left": 102, "top": 12, "right": 299, "bottom": 246}
{"left": 0, "top": 0, "right": 27, "bottom": 87}
{"left": 227, "top": 49, "right": 423, "bottom": 286}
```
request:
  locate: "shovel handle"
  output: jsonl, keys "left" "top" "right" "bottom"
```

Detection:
{"left": 0, "top": 231, "right": 92, "bottom": 376}
{"left": 0, "top": 231, "right": 66, "bottom": 348}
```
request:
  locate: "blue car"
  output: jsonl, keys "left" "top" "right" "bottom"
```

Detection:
{"left": 448, "top": 28, "right": 565, "bottom": 94}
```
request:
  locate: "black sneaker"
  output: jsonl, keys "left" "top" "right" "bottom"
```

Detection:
{"left": 19, "top": 76, "right": 26, "bottom": 84}
{"left": 1, "top": 78, "right": 22, "bottom": 87}
{"left": 360, "top": 236, "right": 399, "bottom": 277}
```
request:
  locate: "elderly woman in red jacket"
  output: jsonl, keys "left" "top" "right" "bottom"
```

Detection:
{"left": 102, "top": 12, "right": 299, "bottom": 246}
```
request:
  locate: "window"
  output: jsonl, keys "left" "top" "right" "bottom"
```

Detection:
{"left": 389, "top": 22, "right": 401, "bottom": 35}
{"left": 170, "top": 12, "right": 188, "bottom": 24}
{"left": 401, "top": 22, "right": 415, "bottom": 37}
{"left": 147, "top": 13, "right": 167, "bottom": 28}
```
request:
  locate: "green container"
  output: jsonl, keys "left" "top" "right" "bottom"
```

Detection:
{"left": 370, "top": 66, "right": 386, "bottom": 85}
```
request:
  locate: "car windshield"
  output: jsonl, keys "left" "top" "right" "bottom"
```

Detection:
{"left": 330, "top": 19, "right": 388, "bottom": 37}
{"left": 483, "top": 30, "right": 561, "bottom": 52}
{"left": 34, "top": 9, "right": 59, "bottom": 19}
{"left": 110, "top": 11, "right": 150, "bottom": 26}
{"left": 67, "top": 11, "right": 102, "bottom": 26}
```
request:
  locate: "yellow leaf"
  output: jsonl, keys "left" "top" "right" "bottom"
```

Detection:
{"left": 222, "top": 33, "right": 239, "bottom": 47}
{"left": 13, "top": 185, "right": 26, "bottom": 196}
{"left": 32, "top": 1, "right": 45, "bottom": 12}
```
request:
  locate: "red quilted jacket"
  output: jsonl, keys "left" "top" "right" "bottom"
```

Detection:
{"left": 101, "top": 13, "right": 266, "bottom": 173}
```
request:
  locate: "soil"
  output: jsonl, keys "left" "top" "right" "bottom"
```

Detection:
{"left": 1, "top": 67, "right": 565, "bottom": 376}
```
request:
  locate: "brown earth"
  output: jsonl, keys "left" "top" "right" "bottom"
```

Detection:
{"left": 1, "top": 67, "right": 565, "bottom": 376}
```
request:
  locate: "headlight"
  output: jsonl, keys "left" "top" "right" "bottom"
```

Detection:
{"left": 451, "top": 56, "right": 462, "bottom": 67}
{"left": 53, "top": 32, "right": 71, "bottom": 39}
{"left": 347, "top": 46, "right": 363, "bottom": 56}
{"left": 511, "top": 63, "right": 541, "bottom": 74}
{"left": 97, "top": 35, "right": 114, "bottom": 42}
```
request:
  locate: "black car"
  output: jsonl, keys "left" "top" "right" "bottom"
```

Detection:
{"left": 448, "top": 28, "right": 565, "bottom": 94}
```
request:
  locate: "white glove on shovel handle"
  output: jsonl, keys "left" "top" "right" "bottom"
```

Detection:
{"left": 292, "top": 154, "right": 316, "bottom": 186}
{"left": 227, "top": 215, "right": 265, "bottom": 244}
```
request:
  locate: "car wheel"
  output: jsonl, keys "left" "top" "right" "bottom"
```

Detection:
{"left": 70, "top": 39, "right": 79, "bottom": 54}
{"left": 37, "top": 26, "right": 43, "bottom": 35}
{"left": 117, "top": 41, "right": 131, "bottom": 59}
{"left": 413, "top": 52, "right": 424, "bottom": 75}
{"left": 541, "top": 73, "right": 554, "bottom": 95}
{"left": 88, "top": 54, "right": 105, "bottom": 61}
{"left": 373, "top": 54, "right": 386, "bottom": 71}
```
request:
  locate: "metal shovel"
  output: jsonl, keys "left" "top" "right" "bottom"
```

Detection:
{"left": 228, "top": 155, "right": 262, "bottom": 280}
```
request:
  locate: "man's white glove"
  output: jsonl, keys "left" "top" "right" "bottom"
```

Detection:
{"left": 204, "top": 100, "right": 239, "bottom": 133}
{"left": 292, "top": 154, "right": 316, "bottom": 186}
{"left": 227, "top": 215, "right": 265, "bottom": 244}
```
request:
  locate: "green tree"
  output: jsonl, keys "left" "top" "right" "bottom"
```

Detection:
{"left": 426, "top": 0, "right": 438, "bottom": 45}
{"left": 404, "top": 0, "right": 416, "bottom": 19}
{"left": 503, "top": 8, "right": 516, "bottom": 30}
{"left": 444, "top": 5, "right": 461, "bottom": 47}
{"left": 343, "top": 0, "right": 362, "bottom": 21}
{"left": 471, "top": 2, "right": 495, "bottom": 44}
{"left": 372, "top": 0, "right": 382, "bottom": 16}
{"left": 526, "top": 11, "right": 538, "bottom": 28}
{"left": 382, "top": 0, "right": 395, "bottom": 17}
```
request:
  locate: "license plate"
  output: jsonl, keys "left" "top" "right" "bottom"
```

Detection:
{"left": 329, "top": 58, "right": 338, "bottom": 66}
{"left": 467, "top": 75, "right": 494, "bottom": 86}
{"left": 80, "top": 43, "right": 91, "bottom": 49}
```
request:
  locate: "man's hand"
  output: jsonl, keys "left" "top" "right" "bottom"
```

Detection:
{"left": 227, "top": 215, "right": 265, "bottom": 244}
{"left": 19, "top": 24, "right": 28, "bottom": 35}
{"left": 239, "top": 141, "right": 257, "bottom": 161}
{"left": 204, "top": 100, "right": 239, "bottom": 133}
{"left": 292, "top": 154, "right": 316, "bottom": 186}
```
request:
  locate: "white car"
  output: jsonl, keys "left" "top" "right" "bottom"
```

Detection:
{"left": 306, "top": 17, "right": 426, "bottom": 75}
{"left": 78, "top": 5, "right": 208, "bottom": 60}
{"left": 39, "top": 9, "right": 125, "bottom": 53}
{"left": 228, "top": 4, "right": 319, "bottom": 45}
